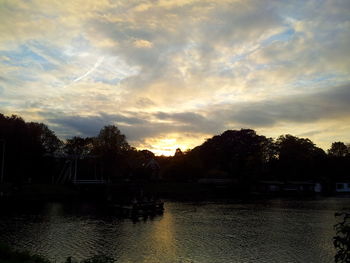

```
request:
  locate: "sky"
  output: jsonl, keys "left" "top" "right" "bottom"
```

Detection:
{"left": 0, "top": 0, "right": 350, "bottom": 156}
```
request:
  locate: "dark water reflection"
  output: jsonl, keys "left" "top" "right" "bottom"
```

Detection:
{"left": 0, "top": 197, "right": 348, "bottom": 263}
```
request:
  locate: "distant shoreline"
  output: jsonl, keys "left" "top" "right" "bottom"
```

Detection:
{"left": 1, "top": 182, "right": 348, "bottom": 203}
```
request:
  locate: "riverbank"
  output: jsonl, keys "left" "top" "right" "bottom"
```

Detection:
{"left": 0, "top": 182, "right": 237, "bottom": 202}
{"left": 0, "top": 181, "right": 343, "bottom": 203}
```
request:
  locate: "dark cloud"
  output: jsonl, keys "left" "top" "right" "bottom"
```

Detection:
{"left": 47, "top": 112, "right": 147, "bottom": 138}
{"left": 219, "top": 84, "right": 350, "bottom": 127}
{"left": 45, "top": 84, "right": 350, "bottom": 145}
{"left": 99, "top": 113, "right": 146, "bottom": 125}
{"left": 119, "top": 122, "right": 177, "bottom": 142}
{"left": 47, "top": 113, "right": 171, "bottom": 141}
{"left": 46, "top": 109, "right": 222, "bottom": 143}
{"left": 49, "top": 115, "right": 108, "bottom": 137}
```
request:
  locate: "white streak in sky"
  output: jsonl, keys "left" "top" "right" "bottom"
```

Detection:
{"left": 73, "top": 56, "right": 105, "bottom": 83}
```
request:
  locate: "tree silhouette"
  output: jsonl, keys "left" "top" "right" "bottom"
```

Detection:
{"left": 276, "top": 134, "right": 325, "bottom": 161}
{"left": 64, "top": 136, "right": 93, "bottom": 157}
{"left": 92, "top": 125, "right": 131, "bottom": 180}
{"left": 1, "top": 112, "right": 350, "bottom": 191}
{"left": 0, "top": 114, "right": 62, "bottom": 183}
{"left": 329, "top": 142, "right": 349, "bottom": 157}
{"left": 93, "top": 125, "right": 130, "bottom": 156}
{"left": 334, "top": 212, "right": 350, "bottom": 263}
{"left": 27, "top": 122, "right": 62, "bottom": 155}
{"left": 174, "top": 148, "right": 183, "bottom": 157}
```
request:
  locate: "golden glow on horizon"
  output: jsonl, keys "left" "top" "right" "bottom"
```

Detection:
{"left": 137, "top": 134, "right": 207, "bottom": 156}
{"left": 143, "top": 138, "right": 184, "bottom": 156}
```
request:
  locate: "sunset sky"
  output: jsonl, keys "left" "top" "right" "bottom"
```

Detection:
{"left": 0, "top": 0, "right": 349, "bottom": 155}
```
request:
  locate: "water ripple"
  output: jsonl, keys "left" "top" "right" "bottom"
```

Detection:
{"left": 0, "top": 198, "right": 347, "bottom": 262}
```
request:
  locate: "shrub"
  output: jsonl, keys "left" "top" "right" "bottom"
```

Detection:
{"left": 334, "top": 212, "right": 350, "bottom": 263}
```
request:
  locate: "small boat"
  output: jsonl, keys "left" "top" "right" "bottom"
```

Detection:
{"left": 112, "top": 200, "right": 164, "bottom": 217}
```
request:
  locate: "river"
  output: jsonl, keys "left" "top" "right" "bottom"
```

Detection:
{"left": 0, "top": 197, "right": 348, "bottom": 263}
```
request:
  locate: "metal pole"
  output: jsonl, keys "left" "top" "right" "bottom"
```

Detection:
{"left": 74, "top": 156, "right": 78, "bottom": 183}
{"left": 0, "top": 140, "right": 5, "bottom": 184}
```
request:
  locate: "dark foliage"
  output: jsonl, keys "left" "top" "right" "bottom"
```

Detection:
{"left": 0, "top": 114, "right": 62, "bottom": 183}
{"left": 329, "top": 142, "right": 349, "bottom": 157}
{"left": 334, "top": 213, "right": 350, "bottom": 263}
{"left": 1, "top": 113, "right": 350, "bottom": 192}
{"left": 80, "top": 255, "right": 116, "bottom": 263}
{"left": 65, "top": 255, "right": 116, "bottom": 263}
{"left": 275, "top": 134, "right": 327, "bottom": 181}
{"left": 92, "top": 125, "right": 132, "bottom": 180}
{"left": 64, "top": 136, "right": 94, "bottom": 157}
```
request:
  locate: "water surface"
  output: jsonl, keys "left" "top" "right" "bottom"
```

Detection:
{"left": 0, "top": 197, "right": 348, "bottom": 263}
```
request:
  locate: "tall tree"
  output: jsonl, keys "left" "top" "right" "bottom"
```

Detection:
{"left": 277, "top": 134, "right": 325, "bottom": 161}
{"left": 92, "top": 125, "right": 131, "bottom": 179}
{"left": 93, "top": 125, "right": 130, "bottom": 156}
{"left": 27, "top": 122, "right": 62, "bottom": 155}
{"left": 64, "top": 136, "right": 93, "bottom": 157}
{"left": 181, "top": 129, "right": 275, "bottom": 186}
{"left": 328, "top": 142, "right": 349, "bottom": 157}
{"left": 0, "top": 114, "right": 62, "bottom": 183}
{"left": 276, "top": 134, "right": 326, "bottom": 180}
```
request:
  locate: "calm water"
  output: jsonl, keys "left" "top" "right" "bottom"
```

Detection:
{"left": 0, "top": 197, "right": 349, "bottom": 263}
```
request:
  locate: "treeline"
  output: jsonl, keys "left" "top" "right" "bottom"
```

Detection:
{"left": 0, "top": 114, "right": 152, "bottom": 184}
{"left": 0, "top": 113, "right": 350, "bottom": 191}
{"left": 159, "top": 130, "right": 350, "bottom": 193}
{"left": 0, "top": 114, "right": 62, "bottom": 183}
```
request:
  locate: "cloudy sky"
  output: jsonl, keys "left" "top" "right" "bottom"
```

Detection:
{"left": 0, "top": 0, "right": 349, "bottom": 155}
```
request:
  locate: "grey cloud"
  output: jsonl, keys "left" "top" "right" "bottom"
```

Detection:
{"left": 153, "top": 111, "right": 225, "bottom": 135}
{"left": 4, "top": 0, "right": 348, "bottom": 150}
{"left": 49, "top": 115, "right": 108, "bottom": 137}
{"left": 135, "top": 97, "right": 156, "bottom": 107}
{"left": 155, "top": 112, "right": 206, "bottom": 124}
{"left": 45, "top": 109, "right": 222, "bottom": 144}
{"left": 249, "top": 1, "right": 350, "bottom": 78}
{"left": 200, "top": 1, "right": 280, "bottom": 45}
{"left": 297, "top": 129, "right": 331, "bottom": 138}
{"left": 39, "top": 84, "right": 350, "bottom": 148}
{"left": 232, "top": 108, "right": 276, "bottom": 127}
{"left": 47, "top": 112, "right": 147, "bottom": 138}
{"left": 119, "top": 122, "right": 177, "bottom": 142}
{"left": 85, "top": 0, "right": 284, "bottom": 93}
{"left": 120, "top": 119, "right": 221, "bottom": 143}
{"left": 47, "top": 113, "right": 170, "bottom": 141}
{"left": 89, "top": 19, "right": 172, "bottom": 69}
{"left": 99, "top": 113, "right": 146, "bottom": 125}
{"left": 219, "top": 84, "right": 350, "bottom": 127}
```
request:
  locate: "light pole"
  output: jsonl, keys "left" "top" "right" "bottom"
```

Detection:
{"left": 0, "top": 139, "right": 5, "bottom": 184}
